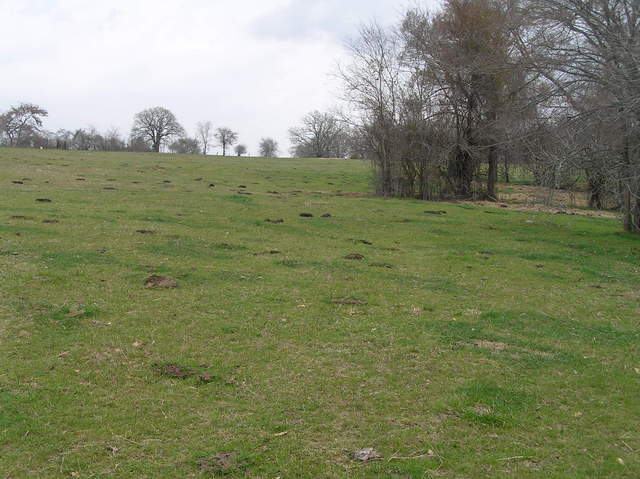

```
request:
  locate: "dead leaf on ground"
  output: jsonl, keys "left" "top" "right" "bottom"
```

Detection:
{"left": 352, "top": 448, "right": 382, "bottom": 462}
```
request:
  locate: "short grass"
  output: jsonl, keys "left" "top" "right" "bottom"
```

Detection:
{"left": 1, "top": 148, "right": 639, "bottom": 478}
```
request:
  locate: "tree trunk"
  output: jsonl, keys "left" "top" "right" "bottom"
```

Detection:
{"left": 503, "top": 155, "right": 510, "bottom": 183}
{"left": 487, "top": 145, "right": 498, "bottom": 201}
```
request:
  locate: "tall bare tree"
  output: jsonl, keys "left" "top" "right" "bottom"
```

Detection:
{"left": 0, "top": 103, "right": 48, "bottom": 146}
{"left": 528, "top": 0, "right": 640, "bottom": 232}
{"left": 214, "top": 127, "right": 238, "bottom": 156}
{"left": 289, "top": 111, "right": 345, "bottom": 158}
{"left": 130, "top": 107, "right": 184, "bottom": 153}
{"left": 259, "top": 137, "right": 279, "bottom": 157}
{"left": 196, "top": 121, "right": 213, "bottom": 155}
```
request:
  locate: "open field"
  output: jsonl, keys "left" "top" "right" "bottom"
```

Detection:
{"left": 1, "top": 148, "right": 639, "bottom": 478}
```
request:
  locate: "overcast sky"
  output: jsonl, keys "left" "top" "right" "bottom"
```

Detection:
{"left": 1, "top": 0, "right": 441, "bottom": 155}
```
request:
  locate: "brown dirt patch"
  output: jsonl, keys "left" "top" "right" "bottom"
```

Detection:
{"left": 42, "top": 219, "right": 60, "bottom": 224}
{"left": 345, "top": 254, "right": 365, "bottom": 260}
{"left": 36, "top": 198, "right": 52, "bottom": 203}
{"left": 265, "top": 218, "right": 284, "bottom": 224}
{"left": 136, "top": 230, "right": 155, "bottom": 235}
{"left": 154, "top": 363, "right": 196, "bottom": 379}
{"left": 197, "top": 453, "right": 244, "bottom": 474}
{"left": 254, "top": 250, "right": 281, "bottom": 256}
{"left": 425, "top": 210, "right": 447, "bottom": 215}
{"left": 299, "top": 213, "right": 314, "bottom": 217}
{"left": 144, "top": 275, "right": 178, "bottom": 289}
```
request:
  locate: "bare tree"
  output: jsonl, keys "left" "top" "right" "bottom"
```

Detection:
{"left": 234, "top": 144, "right": 247, "bottom": 156}
{"left": 0, "top": 103, "right": 48, "bottom": 146}
{"left": 196, "top": 121, "right": 213, "bottom": 155}
{"left": 528, "top": 0, "right": 640, "bottom": 232}
{"left": 259, "top": 137, "right": 279, "bottom": 157}
{"left": 130, "top": 107, "right": 184, "bottom": 153}
{"left": 214, "top": 127, "right": 238, "bottom": 156}
{"left": 289, "top": 111, "right": 345, "bottom": 158}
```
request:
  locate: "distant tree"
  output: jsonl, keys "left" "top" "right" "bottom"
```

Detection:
{"left": 130, "top": 107, "right": 184, "bottom": 153}
{"left": 196, "top": 121, "right": 213, "bottom": 155}
{"left": 169, "top": 137, "right": 201, "bottom": 154}
{"left": 259, "top": 137, "right": 279, "bottom": 157}
{"left": 128, "top": 136, "right": 153, "bottom": 152}
{"left": 54, "top": 129, "right": 73, "bottom": 150}
{"left": 289, "top": 111, "right": 345, "bottom": 158}
{"left": 103, "top": 127, "right": 126, "bottom": 151}
{"left": 235, "top": 144, "right": 247, "bottom": 156}
{"left": 214, "top": 127, "right": 238, "bottom": 156}
{"left": 72, "top": 127, "right": 102, "bottom": 151}
{"left": 0, "top": 103, "right": 48, "bottom": 146}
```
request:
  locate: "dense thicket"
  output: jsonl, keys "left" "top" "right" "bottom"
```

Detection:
{"left": 340, "top": 0, "right": 640, "bottom": 232}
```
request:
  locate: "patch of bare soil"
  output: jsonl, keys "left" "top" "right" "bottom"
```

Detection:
{"left": 473, "top": 340, "right": 508, "bottom": 353}
{"left": 136, "top": 230, "right": 155, "bottom": 235}
{"left": 154, "top": 363, "right": 196, "bottom": 379}
{"left": 331, "top": 298, "right": 367, "bottom": 305}
{"left": 265, "top": 218, "right": 284, "bottom": 224}
{"left": 471, "top": 184, "right": 619, "bottom": 218}
{"left": 43, "top": 219, "right": 60, "bottom": 224}
{"left": 144, "top": 275, "right": 178, "bottom": 289}
{"left": 12, "top": 180, "right": 24, "bottom": 184}
{"left": 36, "top": 198, "right": 52, "bottom": 203}
{"left": 299, "top": 213, "right": 314, "bottom": 217}
{"left": 254, "top": 250, "right": 281, "bottom": 256}
{"left": 425, "top": 210, "right": 447, "bottom": 215}
{"left": 321, "top": 213, "right": 333, "bottom": 218}
{"left": 197, "top": 453, "right": 245, "bottom": 474}
{"left": 345, "top": 253, "right": 365, "bottom": 260}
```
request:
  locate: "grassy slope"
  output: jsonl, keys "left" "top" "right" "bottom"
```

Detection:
{"left": 0, "top": 148, "right": 638, "bottom": 478}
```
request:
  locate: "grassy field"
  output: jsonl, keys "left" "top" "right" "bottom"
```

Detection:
{"left": 1, "top": 148, "right": 639, "bottom": 478}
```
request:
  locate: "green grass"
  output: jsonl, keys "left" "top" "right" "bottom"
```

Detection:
{"left": 1, "top": 148, "right": 639, "bottom": 478}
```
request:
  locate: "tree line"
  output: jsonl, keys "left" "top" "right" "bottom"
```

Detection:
{"left": 0, "top": 104, "right": 281, "bottom": 158}
{"left": 337, "top": 0, "right": 640, "bottom": 233}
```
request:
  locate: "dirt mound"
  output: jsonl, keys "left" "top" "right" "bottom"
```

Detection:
{"left": 144, "top": 275, "right": 178, "bottom": 289}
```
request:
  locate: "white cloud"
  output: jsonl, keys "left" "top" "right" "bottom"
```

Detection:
{"left": 0, "top": 0, "right": 440, "bottom": 154}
